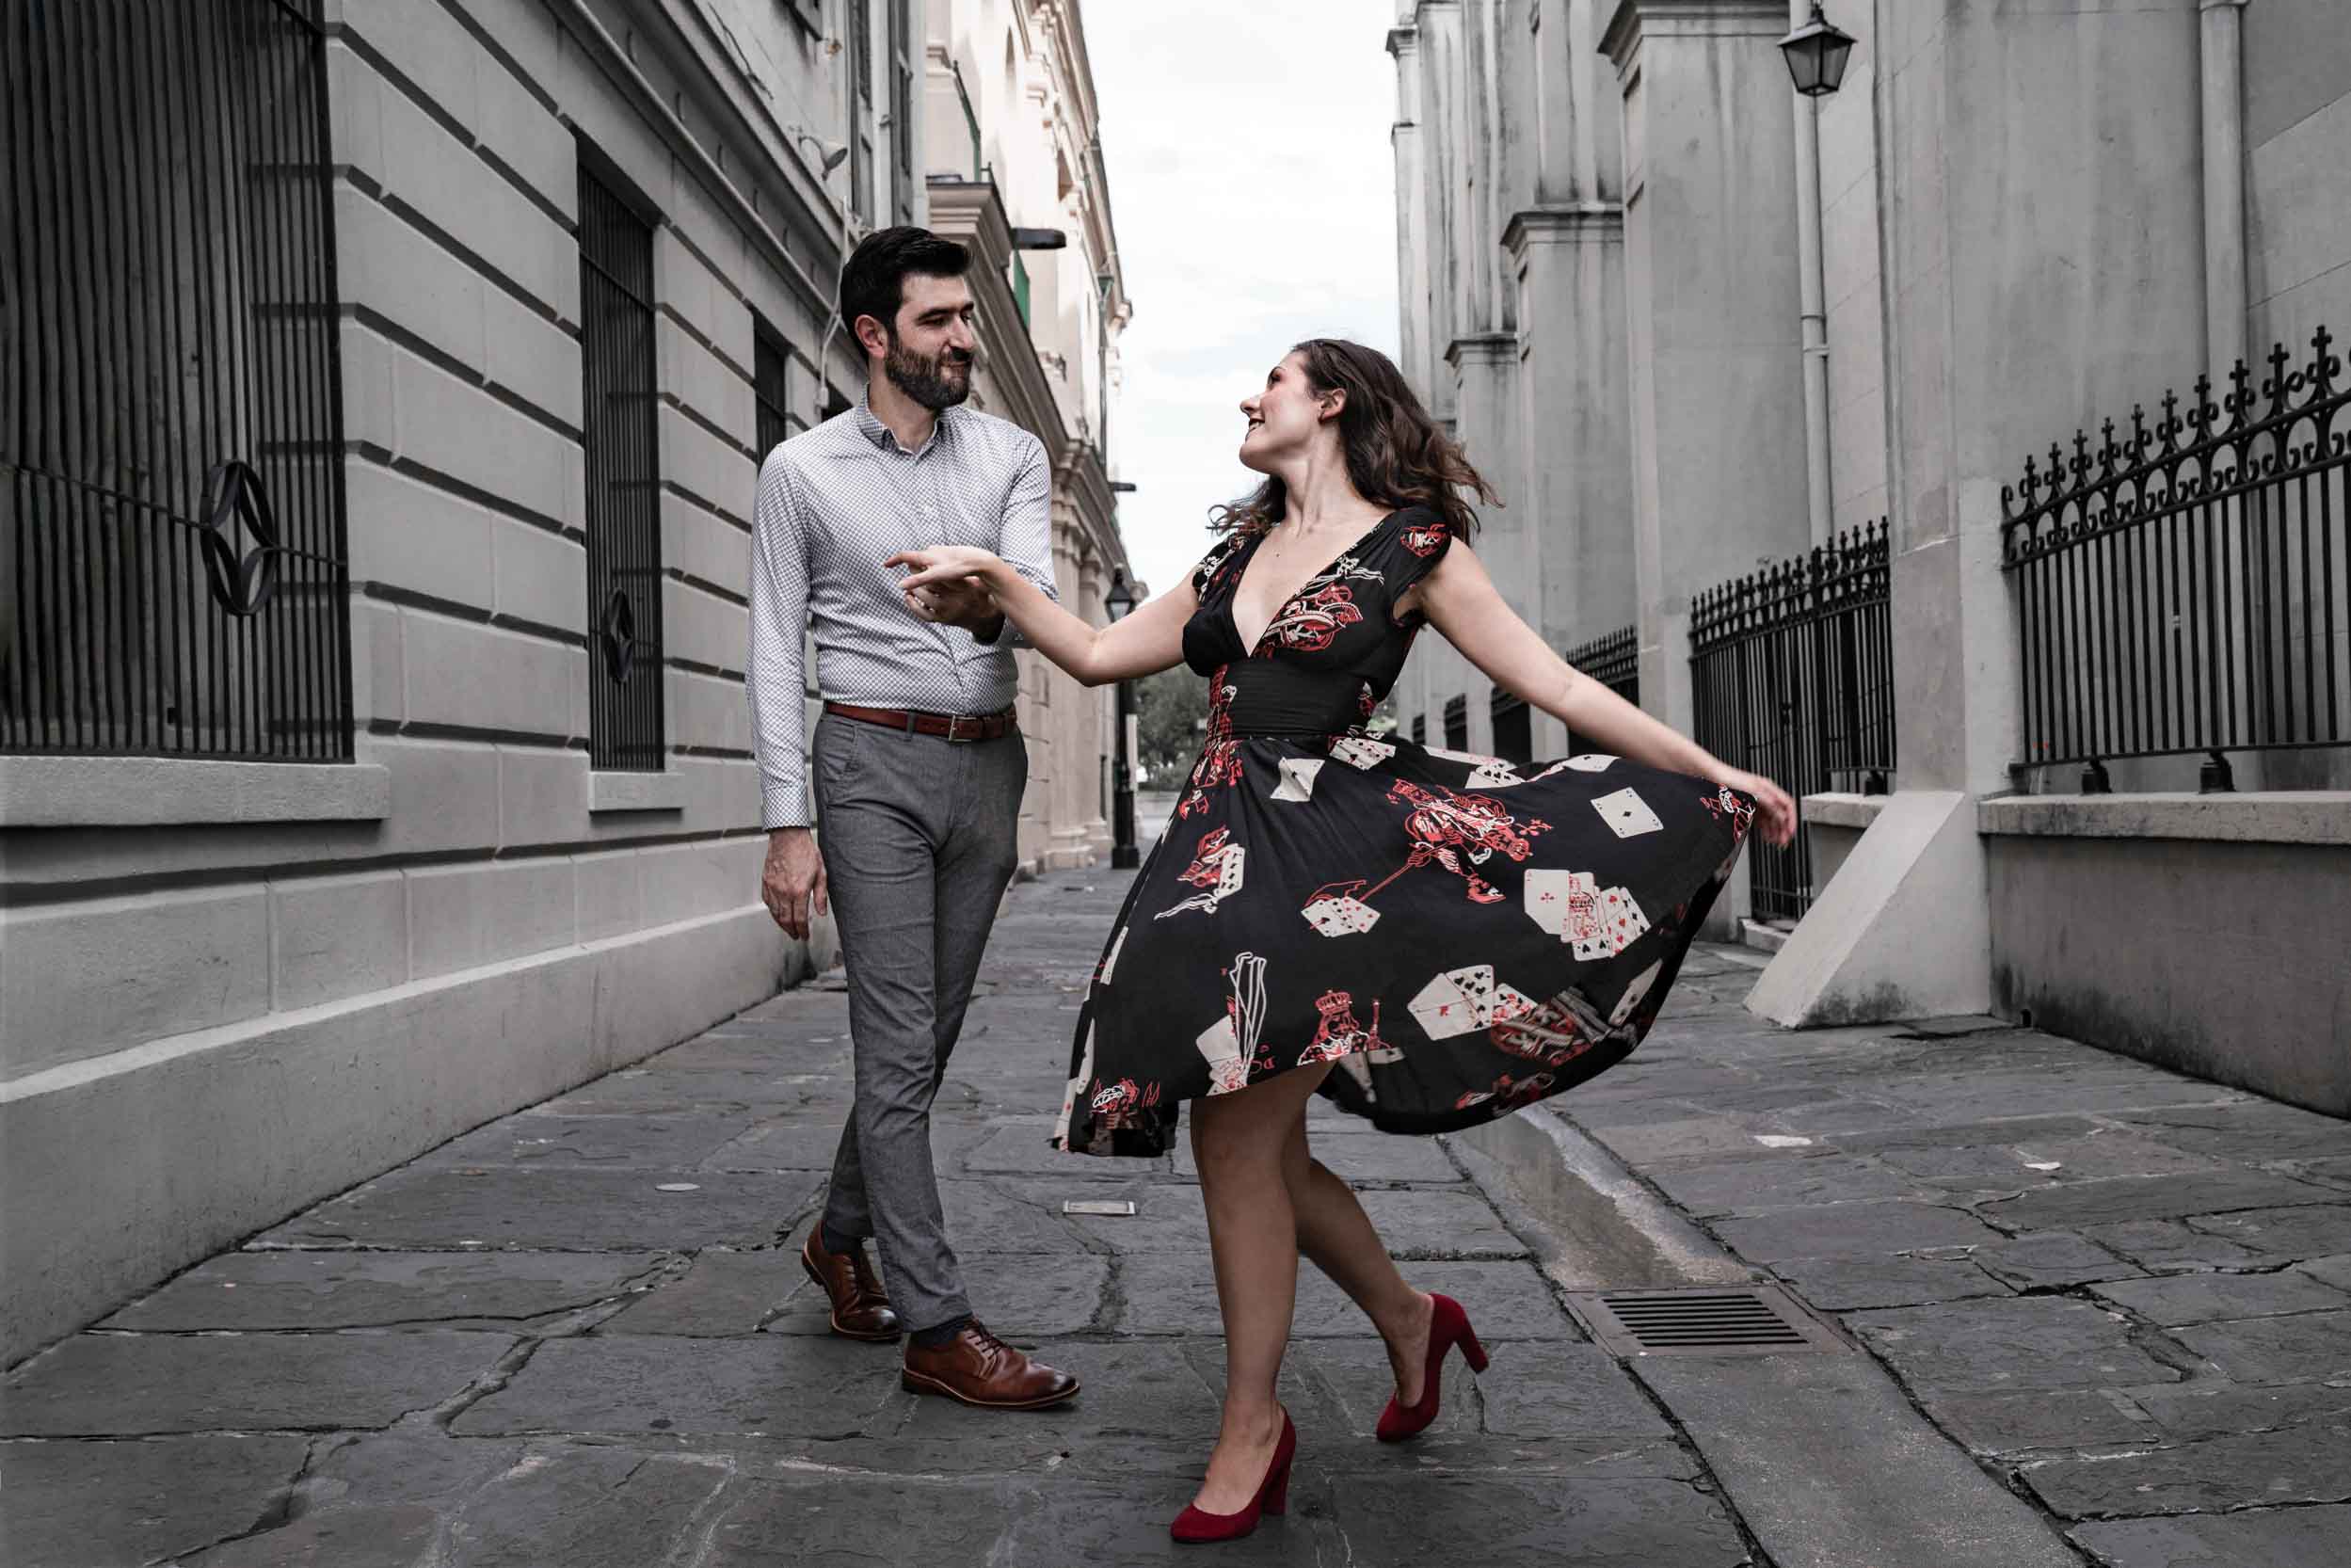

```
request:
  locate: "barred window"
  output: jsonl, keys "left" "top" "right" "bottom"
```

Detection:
{"left": 4, "top": 0, "right": 351, "bottom": 760}
{"left": 577, "top": 158, "right": 665, "bottom": 772}
{"left": 754, "top": 323, "right": 798, "bottom": 459}
{"left": 1443, "top": 695, "right": 1468, "bottom": 751}
{"left": 1411, "top": 713, "right": 1427, "bottom": 746}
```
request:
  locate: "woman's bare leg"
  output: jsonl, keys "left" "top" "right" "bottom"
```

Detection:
{"left": 1281, "top": 1113, "right": 1437, "bottom": 1404}
{"left": 1187, "top": 1063, "right": 1335, "bottom": 1514}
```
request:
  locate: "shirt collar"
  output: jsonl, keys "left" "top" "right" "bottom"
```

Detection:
{"left": 854, "top": 393, "right": 956, "bottom": 456}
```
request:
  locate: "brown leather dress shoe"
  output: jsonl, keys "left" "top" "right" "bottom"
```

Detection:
{"left": 901, "top": 1320, "right": 1080, "bottom": 1410}
{"left": 799, "top": 1228, "right": 902, "bottom": 1342}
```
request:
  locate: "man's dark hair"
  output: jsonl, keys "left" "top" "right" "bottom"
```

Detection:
{"left": 839, "top": 227, "right": 970, "bottom": 344}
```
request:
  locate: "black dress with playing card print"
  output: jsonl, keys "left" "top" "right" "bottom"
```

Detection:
{"left": 1052, "top": 504, "right": 1754, "bottom": 1159}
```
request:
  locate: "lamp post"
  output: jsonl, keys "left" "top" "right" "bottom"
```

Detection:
{"left": 1778, "top": 3, "right": 1855, "bottom": 97}
{"left": 1105, "top": 568, "right": 1140, "bottom": 869}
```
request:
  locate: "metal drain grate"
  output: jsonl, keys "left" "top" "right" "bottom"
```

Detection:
{"left": 1567, "top": 1285, "right": 1846, "bottom": 1357}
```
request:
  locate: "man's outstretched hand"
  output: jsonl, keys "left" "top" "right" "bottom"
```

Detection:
{"left": 901, "top": 564, "right": 1004, "bottom": 639}
{"left": 761, "top": 827, "right": 827, "bottom": 940}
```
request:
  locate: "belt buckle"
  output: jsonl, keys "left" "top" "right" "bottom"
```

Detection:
{"left": 944, "top": 713, "right": 971, "bottom": 744}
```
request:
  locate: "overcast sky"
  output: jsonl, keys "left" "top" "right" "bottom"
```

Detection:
{"left": 1083, "top": 2, "right": 1400, "bottom": 600}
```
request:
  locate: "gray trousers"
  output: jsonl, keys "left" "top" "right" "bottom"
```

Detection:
{"left": 811, "top": 711, "right": 1026, "bottom": 1332}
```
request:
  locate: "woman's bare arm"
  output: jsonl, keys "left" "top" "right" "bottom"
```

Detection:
{"left": 888, "top": 545, "right": 1192, "bottom": 687}
{"left": 1406, "top": 540, "right": 1797, "bottom": 843}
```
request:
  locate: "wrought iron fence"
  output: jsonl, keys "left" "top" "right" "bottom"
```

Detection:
{"left": 1691, "top": 521, "right": 1895, "bottom": 921}
{"left": 1563, "top": 622, "right": 1638, "bottom": 756}
{"left": 2001, "top": 327, "right": 2348, "bottom": 789}
{"left": 4, "top": 0, "right": 351, "bottom": 759}
{"left": 578, "top": 162, "right": 665, "bottom": 772}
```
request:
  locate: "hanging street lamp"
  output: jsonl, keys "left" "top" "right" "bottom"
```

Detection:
{"left": 1779, "top": 3, "right": 1855, "bottom": 97}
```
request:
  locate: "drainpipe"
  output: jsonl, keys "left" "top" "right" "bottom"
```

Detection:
{"left": 2200, "top": 0, "right": 2247, "bottom": 374}
{"left": 2200, "top": 0, "right": 2254, "bottom": 774}
{"left": 1792, "top": 0, "right": 1832, "bottom": 547}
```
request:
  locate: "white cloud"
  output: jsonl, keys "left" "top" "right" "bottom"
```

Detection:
{"left": 1086, "top": 1, "right": 1399, "bottom": 598}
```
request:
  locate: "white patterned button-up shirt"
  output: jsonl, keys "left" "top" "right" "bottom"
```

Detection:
{"left": 747, "top": 397, "right": 1059, "bottom": 828}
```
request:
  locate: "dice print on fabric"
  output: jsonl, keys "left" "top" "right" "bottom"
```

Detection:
{"left": 1049, "top": 504, "right": 1755, "bottom": 1160}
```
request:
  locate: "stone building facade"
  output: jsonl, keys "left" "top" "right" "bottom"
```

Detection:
{"left": 925, "top": 0, "right": 1132, "bottom": 872}
{"left": 1387, "top": 2, "right": 2350, "bottom": 1109}
{"left": 0, "top": 0, "right": 1128, "bottom": 1363}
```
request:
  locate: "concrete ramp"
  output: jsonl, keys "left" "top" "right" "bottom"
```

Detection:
{"left": 1745, "top": 789, "right": 1992, "bottom": 1027}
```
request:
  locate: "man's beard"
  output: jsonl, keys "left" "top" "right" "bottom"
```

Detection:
{"left": 885, "top": 336, "right": 976, "bottom": 411}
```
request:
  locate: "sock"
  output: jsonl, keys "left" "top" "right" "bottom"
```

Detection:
{"left": 818, "top": 1224, "right": 859, "bottom": 1258}
{"left": 911, "top": 1313, "right": 972, "bottom": 1350}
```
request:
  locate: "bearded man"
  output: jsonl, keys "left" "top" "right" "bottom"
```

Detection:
{"left": 746, "top": 227, "right": 1077, "bottom": 1410}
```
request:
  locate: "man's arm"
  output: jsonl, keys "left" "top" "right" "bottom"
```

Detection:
{"left": 747, "top": 450, "right": 813, "bottom": 830}
{"left": 973, "top": 434, "right": 1059, "bottom": 648}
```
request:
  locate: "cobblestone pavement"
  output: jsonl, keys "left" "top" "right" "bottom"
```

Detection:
{"left": 7, "top": 867, "right": 2348, "bottom": 1566}
{"left": 1552, "top": 961, "right": 2351, "bottom": 1566}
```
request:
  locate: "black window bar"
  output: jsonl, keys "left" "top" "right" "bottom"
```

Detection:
{"left": 1563, "top": 622, "right": 1639, "bottom": 756}
{"left": 2001, "top": 326, "right": 2348, "bottom": 793}
{"left": 577, "top": 158, "right": 665, "bottom": 773}
{"left": 1690, "top": 521, "right": 1895, "bottom": 923}
{"left": 4, "top": 0, "right": 352, "bottom": 760}
{"left": 1442, "top": 694, "right": 1469, "bottom": 751}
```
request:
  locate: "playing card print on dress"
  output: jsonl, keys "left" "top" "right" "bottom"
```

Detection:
{"left": 1158, "top": 826, "right": 1245, "bottom": 919}
{"left": 1591, "top": 786, "right": 1664, "bottom": 838}
{"left": 1329, "top": 734, "right": 1396, "bottom": 770}
{"left": 1192, "top": 951, "right": 1269, "bottom": 1096}
{"left": 1301, "top": 881, "right": 1382, "bottom": 937}
{"left": 1271, "top": 757, "right": 1324, "bottom": 802}
{"left": 1523, "top": 869, "right": 1653, "bottom": 961}
{"left": 1609, "top": 959, "right": 1664, "bottom": 1027}
{"left": 1049, "top": 502, "right": 1755, "bottom": 1159}
{"left": 1298, "top": 989, "right": 1389, "bottom": 1064}
{"left": 1408, "top": 964, "right": 1540, "bottom": 1040}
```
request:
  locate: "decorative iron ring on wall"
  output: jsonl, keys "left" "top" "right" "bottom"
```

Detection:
{"left": 198, "top": 459, "right": 282, "bottom": 616}
{"left": 598, "top": 587, "right": 637, "bottom": 683}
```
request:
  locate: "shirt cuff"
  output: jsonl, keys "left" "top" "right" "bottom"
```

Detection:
{"left": 761, "top": 781, "right": 812, "bottom": 830}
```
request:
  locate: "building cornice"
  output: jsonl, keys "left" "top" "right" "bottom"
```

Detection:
{"left": 1445, "top": 332, "right": 1518, "bottom": 370}
{"left": 1502, "top": 203, "right": 1625, "bottom": 257}
{"left": 1601, "top": 0, "right": 1789, "bottom": 71}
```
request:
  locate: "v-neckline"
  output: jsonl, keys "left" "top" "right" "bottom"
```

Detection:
{"left": 1225, "top": 509, "right": 1399, "bottom": 654}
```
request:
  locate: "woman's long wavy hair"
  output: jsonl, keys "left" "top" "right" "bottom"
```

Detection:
{"left": 1210, "top": 339, "right": 1498, "bottom": 540}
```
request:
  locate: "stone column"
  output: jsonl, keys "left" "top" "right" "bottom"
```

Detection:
{"left": 1507, "top": 203, "right": 1633, "bottom": 744}
{"left": 1749, "top": 0, "right": 2208, "bottom": 1024}
{"left": 1603, "top": 3, "right": 1812, "bottom": 732}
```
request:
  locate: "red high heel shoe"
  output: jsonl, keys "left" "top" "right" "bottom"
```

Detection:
{"left": 1170, "top": 1408, "right": 1297, "bottom": 1544}
{"left": 1375, "top": 1292, "right": 1488, "bottom": 1442}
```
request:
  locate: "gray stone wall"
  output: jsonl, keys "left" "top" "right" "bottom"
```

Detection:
{"left": 2244, "top": 0, "right": 2351, "bottom": 351}
{"left": 0, "top": 0, "right": 884, "bottom": 1364}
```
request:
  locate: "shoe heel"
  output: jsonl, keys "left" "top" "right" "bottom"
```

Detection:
{"left": 1460, "top": 1327, "right": 1490, "bottom": 1375}
{"left": 1261, "top": 1458, "right": 1292, "bottom": 1517}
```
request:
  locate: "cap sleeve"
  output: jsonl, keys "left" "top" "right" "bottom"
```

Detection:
{"left": 1386, "top": 505, "right": 1454, "bottom": 613}
{"left": 1190, "top": 531, "right": 1251, "bottom": 600}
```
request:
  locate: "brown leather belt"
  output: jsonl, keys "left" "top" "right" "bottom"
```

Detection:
{"left": 824, "top": 701, "right": 1018, "bottom": 743}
